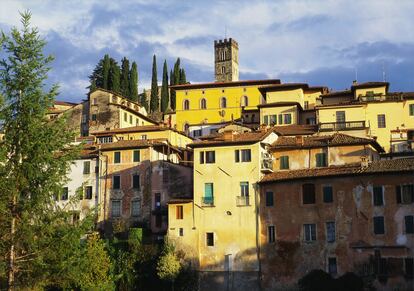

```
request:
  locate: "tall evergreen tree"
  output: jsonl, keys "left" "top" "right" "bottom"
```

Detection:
{"left": 150, "top": 55, "right": 159, "bottom": 113}
{"left": 173, "top": 58, "right": 181, "bottom": 85}
{"left": 140, "top": 89, "right": 149, "bottom": 112}
{"left": 129, "top": 62, "right": 139, "bottom": 102}
{"left": 109, "top": 59, "right": 120, "bottom": 93}
{"left": 179, "top": 68, "right": 187, "bottom": 84}
{"left": 102, "top": 54, "right": 110, "bottom": 90}
{"left": 160, "top": 60, "right": 169, "bottom": 113}
{"left": 0, "top": 12, "right": 105, "bottom": 290}
{"left": 120, "top": 57, "right": 130, "bottom": 98}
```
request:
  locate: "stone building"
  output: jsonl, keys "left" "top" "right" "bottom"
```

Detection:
{"left": 214, "top": 38, "right": 239, "bottom": 82}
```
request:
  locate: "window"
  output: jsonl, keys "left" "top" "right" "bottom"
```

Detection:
{"left": 84, "top": 186, "right": 93, "bottom": 200}
{"left": 112, "top": 200, "right": 121, "bottom": 217}
{"left": 373, "top": 216, "right": 385, "bottom": 234}
{"left": 268, "top": 226, "right": 275, "bottom": 243}
{"left": 141, "top": 134, "right": 147, "bottom": 140}
{"left": 306, "top": 117, "right": 316, "bottom": 125}
{"left": 113, "top": 175, "right": 121, "bottom": 190}
{"left": 405, "top": 216, "right": 414, "bottom": 234}
{"left": 326, "top": 222, "right": 336, "bottom": 243}
{"left": 396, "top": 184, "right": 414, "bottom": 204}
{"left": 114, "top": 151, "right": 121, "bottom": 164}
{"left": 315, "top": 153, "right": 327, "bottom": 167}
{"left": 204, "top": 183, "right": 214, "bottom": 205}
{"left": 200, "top": 98, "right": 207, "bottom": 109}
{"left": 124, "top": 112, "right": 127, "bottom": 122}
{"left": 284, "top": 114, "right": 292, "bottom": 124}
{"left": 304, "top": 224, "right": 316, "bottom": 241}
{"left": 280, "top": 156, "right": 289, "bottom": 169}
{"left": 336, "top": 111, "right": 346, "bottom": 123}
{"left": 183, "top": 99, "right": 190, "bottom": 110}
{"left": 220, "top": 97, "right": 227, "bottom": 108}
{"left": 377, "top": 114, "right": 386, "bottom": 128}
{"left": 263, "top": 115, "right": 268, "bottom": 125}
{"left": 176, "top": 205, "right": 183, "bottom": 219}
{"left": 269, "top": 115, "right": 277, "bottom": 125}
{"left": 61, "top": 187, "right": 68, "bottom": 201}
{"left": 221, "top": 66, "right": 225, "bottom": 74}
{"left": 155, "top": 193, "right": 161, "bottom": 209}
{"left": 328, "top": 258, "right": 337, "bottom": 275}
{"left": 132, "top": 174, "right": 140, "bottom": 189}
{"left": 206, "top": 232, "right": 214, "bottom": 246}
{"left": 133, "top": 150, "right": 140, "bottom": 162}
{"left": 410, "top": 104, "right": 414, "bottom": 116}
{"left": 91, "top": 114, "right": 97, "bottom": 121}
{"left": 373, "top": 186, "right": 384, "bottom": 206}
{"left": 98, "top": 136, "right": 112, "bottom": 143}
{"left": 193, "top": 129, "right": 202, "bottom": 137}
{"left": 242, "top": 96, "right": 248, "bottom": 107}
{"left": 241, "top": 149, "right": 251, "bottom": 162}
{"left": 179, "top": 228, "right": 184, "bottom": 236}
{"left": 199, "top": 151, "right": 205, "bottom": 164}
{"left": 323, "top": 186, "right": 333, "bottom": 203}
{"left": 266, "top": 191, "right": 274, "bottom": 206}
{"left": 131, "top": 200, "right": 140, "bottom": 217}
{"left": 83, "top": 161, "right": 90, "bottom": 174}
{"left": 302, "top": 184, "right": 316, "bottom": 204}
{"left": 304, "top": 101, "right": 309, "bottom": 110}
{"left": 205, "top": 151, "right": 215, "bottom": 163}
{"left": 240, "top": 182, "right": 249, "bottom": 196}
{"left": 92, "top": 98, "right": 97, "bottom": 105}
{"left": 278, "top": 114, "right": 283, "bottom": 125}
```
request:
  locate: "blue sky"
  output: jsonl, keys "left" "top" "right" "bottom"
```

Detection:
{"left": 1, "top": 0, "right": 414, "bottom": 102}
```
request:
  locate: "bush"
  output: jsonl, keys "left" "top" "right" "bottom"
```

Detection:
{"left": 298, "top": 269, "right": 334, "bottom": 291}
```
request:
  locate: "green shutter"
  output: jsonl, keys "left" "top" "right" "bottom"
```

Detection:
{"left": 133, "top": 150, "right": 140, "bottom": 162}
{"left": 264, "top": 115, "right": 268, "bottom": 125}
{"left": 204, "top": 183, "right": 213, "bottom": 204}
{"left": 278, "top": 114, "right": 283, "bottom": 124}
{"left": 410, "top": 104, "right": 414, "bottom": 116}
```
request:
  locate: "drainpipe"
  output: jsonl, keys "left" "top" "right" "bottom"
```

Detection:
{"left": 254, "top": 181, "right": 262, "bottom": 291}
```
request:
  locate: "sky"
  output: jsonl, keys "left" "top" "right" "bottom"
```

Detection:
{"left": 1, "top": 0, "right": 414, "bottom": 103}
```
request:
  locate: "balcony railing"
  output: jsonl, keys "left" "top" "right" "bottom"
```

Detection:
{"left": 319, "top": 121, "right": 366, "bottom": 132}
{"left": 201, "top": 196, "right": 214, "bottom": 206}
{"left": 359, "top": 94, "right": 403, "bottom": 102}
{"left": 236, "top": 196, "right": 250, "bottom": 206}
{"left": 261, "top": 153, "right": 273, "bottom": 173}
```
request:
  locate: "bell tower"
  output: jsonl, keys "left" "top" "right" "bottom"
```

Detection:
{"left": 214, "top": 38, "right": 239, "bottom": 82}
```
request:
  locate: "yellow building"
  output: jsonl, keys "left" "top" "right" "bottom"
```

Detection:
{"left": 167, "top": 129, "right": 278, "bottom": 279}
{"left": 317, "top": 82, "right": 414, "bottom": 152}
{"left": 171, "top": 79, "right": 281, "bottom": 133}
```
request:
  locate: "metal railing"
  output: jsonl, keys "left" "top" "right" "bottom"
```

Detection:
{"left": 319, "top": 121, "right": 366, "bottom": 131}
{"left": 261, "top": 159, "right": 273, "bottom": 172}
{"left": 201, "top": 196, "right": 214, "bottom": 206}
{"left": 236, "top": 196, "right": 250, "bottom": 206}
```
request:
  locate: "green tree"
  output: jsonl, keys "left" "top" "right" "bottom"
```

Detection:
{"left": 109, "top": 59, "right": 120, "bottom": 93}
{"left": 179, "top": 68, "right": 187, "bottom": 84}
{"left": 120, "top": 57, "right": 130, "bottom": 98}
{"left": 150, "top": 54, "right": 159, "bottom": 113}
{"left": 102, "top": 54, "right": 110, "bottom": 90}
{"left": 139, "top": 90, "right": 149, "bottom": 112}
{"left": 0, "top": 11, "right": 99, "bottom": 290}
{"left": 88, "top": 54, "right": 111, "bottom": 91}
{"left": 157, "top": 242, "right": 181, "bottom": 291}
{"left": 161, "top": 60, "right": 169, "bottom": 113}
{"left": 129, "top": 61, "right": 139, "bottom": 102}
{"left": 170, "top": 68, "right": 176, "bottom": 110}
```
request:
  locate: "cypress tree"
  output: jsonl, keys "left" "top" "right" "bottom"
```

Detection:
{"left": 179, "top": 68, "right": 187, "bottom": 84}
{"left": 160, "top": 60, "right": 169, "bottom": 113}
{"left": 140, "top": 89, "right": 149, "bottom": 112}
{"left": 0, "top": 12, "right": 107, "bottom": 289}
{"left": 120, "top": 57, "right": 130, "bottom": 97}
{"left": 173, "top": 58, "right": 181, "bottom": 85}
{"left": 129, "top": 61, "right": 139, "bottom": 102}
{"left": 109, "top": 59, "right": 120, "bottom": 93}
{"left": 150, "top": 54, "right": 159, "bottom": 113}
{"left": 170, "top": 69, "right": 176, "bottom": 110}
{"left": 102, "top": 54, "right": 110, "bottom": 89}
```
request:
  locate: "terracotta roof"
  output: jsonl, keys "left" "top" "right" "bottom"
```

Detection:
{"left": 98, "top": 140, "right": 153, "bottom": 151}
{"left": 257, "top": 101, "right": 303, "bottom": 109}
{"left": 260, "top": 158, "right": 414, "bottom": 183}
{"left": 189, "top": 129, "right": 275, "bottom": 148}
{"left": 271, "top": 125, "right": 318, "bottom": 136}
{"left": 258, "top": 83, "right": 327, "bottom": 95}
{"left": 54, "top": 100, "right": 78, "bottom": 106}
{"left": 271, "top": 133, "right": 384, "bottom": 152}
{"left": 321, "top": 90, "right": 352, "bottom": 98}
{"left": 167, "top": 198, "right": 193, "bottom": 204}
{"left": 90, "top": 125, "right": 190, "bottom": 138}
{"left": 351, "top": 81, "right": 389, "bottom": 91}
{"left": 169, "top": 79, "right": 281, "bottom": 90}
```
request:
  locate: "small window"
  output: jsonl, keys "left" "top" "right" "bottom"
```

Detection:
{"left": 154, "top": 193, "right": 161, "bottom": 209}
{"left": 141, "top": 135, "right": 147, "bottom": 140}
{"left": 409, "top": 104, "right": 414, "bottom": 116}
{"left": 91, "top": 114, "right": 97, "bottom": 121}
{"left": 304, "top": 101, "right": 309, "bottom": 110}
{"left": 112, "top": 200, "right": 121, "bottom": 217}
{"left": 373, "top": 186, "right": 384, "bottom": 206}
{"left": 124, "top": 112, "right": 127, "bottom": 122}
{"left": 280, "top": 156, "right": 289, "bottom": 170}
{"left": 235, "top": 150, "right": 240, "bottom": 163}
{"left": 114, "top": 151, "right": 121, "bottom": 164}
{"left": 220, "top": 97, "right": 227, "bottom": 109}
{"left": 268, "top": 226, "right": 275, "bottom": 243}
{"left": 241, "top": 149, "right": 251, "bottom": 162}
{"left": 61, "top": 187, "right": 68, "bottom": 201}
{"left": 221, "top": 66, "right": 225, "bottom": 74}
{"left": 240, "top": 182, "right": 249, "bottom": 197}
{"left": 83, "top": 161, "right": 91, "bottom": 174}
{"left": 315, "top": 153, "right": 327, "bottom": 167}
{"left": 206, "top": 232, "right": 214, "bottom": 246}
{"left": 204, "top": 183, "right": 214, "bottom": 205}
{"left": 303, "top": 184, "right": 316, "bottom": 204}
{"left": 193, "top": 129, "right": 202, "bottom": 137}
{"left": 200, "top": 98, "right": 207, "bottom": 109}
{"left": 179, "top": 228, "right": 184, "bottom": 236}
{"left": 242, "top": 96, "right": 248, "bottom": 107}
{"left": 328, "top": 258, "right": 337, "bottom": 275}
{"left": 200, "top": 151, "right": 205, "bottom": 164}
{"left": 132, "top": 174, "right": 140, "bottom": 189}
{"left": 326, "top": 222, "right": 336, "bottom": 243}
{"left": 373, "top": 216, "right": 385, "bottom": 234}
{"left": 396, "top": 185, "right": 414, "bottom": 204}
{"left": 377, "top": 114, "right": 386, "bottom": 128}
{"left": 304, "top": 224, "right": 316, "bottom": 241}
{"left": 131, "top": 200, "right": 140, "bottom": 217}
{"left": 84, "top": 186, "right": 93, "bottom": 200}
{"left": 265, "top": 191, "right": 274, "bottom": 207}
{"left": 176, "top": 205, "right": 183, "bottom": 220}
{"left": 113, "top": 175, "right": 121, "bottom": 190}
{"left": 405, "top": 216, "right": 414, "bottom": 234}
{"left": 133, "top": 150, "right": 140, "bottom": 162}
{"left": 183, "top": 99, "right": 190, "bottom": 110}
{"left": 283, "top": 114, "right": 292, "bottom": 124}
{"left": 205, "top": 151, "right": 215, "bottom": 163}
{"left": 323, "top": 186, "right": 333, "bottom": 203}
{"left": 269, "top": 115, "right": 277, "bottom": 125}
{"left": 278, "top": 114, "right": 283, "bottom": 125}
{"left": 263, "top": 115, "right": 269, "bottom": 125}
{"left": 129, "top": 115, "right": 132, "bottom": 124}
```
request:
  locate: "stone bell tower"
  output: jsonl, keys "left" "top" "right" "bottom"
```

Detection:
{"left": 214, "top": 38, "right": 239, "bottom": 82}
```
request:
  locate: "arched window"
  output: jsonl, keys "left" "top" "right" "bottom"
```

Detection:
{"left": 241, "top": 96, "right": 248, "bottom": 107}
{"left": 200, "top": 98, "right": 207, "bottom": 109}
{"left": 183, "top": 99, "right": 190, "bottom": 110}
{"left": 221, "top": 66, "right": 225, "bottom": 74}
{"left": 220, "top": 97, "right": 227, "bottom": 108}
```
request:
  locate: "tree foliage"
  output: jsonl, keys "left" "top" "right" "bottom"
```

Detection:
{"left": 120, "top": 57, "right": 130, "bottom": 98}
{"left": 157, "top": 241, "right": 181, "bottom": 291}
{"left": 129, "top": 61, "right": 139, "bottom": 102}
{"left": 169, "top": 58, "right": 188, "bottom": 110}
{"left": 161, "top": 59, "right": 169, "bottom": 113}
{"left": 150, "top": 54, "right": 159, "bottom": 113}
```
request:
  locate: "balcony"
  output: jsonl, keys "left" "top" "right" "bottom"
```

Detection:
{"left": 359, "top": 94, "right": 403, "bottom": 102}
{"left": 201, "top": 196, "right": 214, "bottom": 207}
{"left": 236, "top": 196, "right": 250, "bottom": 206}
{"left": 261, "top": 152, "right": 273, "bottom": 173}
{"left": 319, "top": 121, "right": 366, "bottom": 132}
